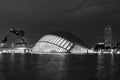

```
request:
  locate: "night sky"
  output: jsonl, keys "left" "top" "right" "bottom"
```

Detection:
{"left": 0, "top": 0, "right": 120, "bottom": 46}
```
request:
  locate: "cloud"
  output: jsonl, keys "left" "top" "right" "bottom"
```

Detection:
{"left": 61, "top": 0, "right": 115, "bottom": 17}
{"left": 0, "top": 0, "right": 117, "bottom": 24}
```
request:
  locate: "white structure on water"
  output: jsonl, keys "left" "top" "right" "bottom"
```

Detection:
{"left": 32, "top": 31, "right": 89, "bottom": 54}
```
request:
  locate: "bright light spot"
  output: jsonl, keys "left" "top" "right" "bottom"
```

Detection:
{"left": 16, "top": 47, "right": 27, "bottom": 50}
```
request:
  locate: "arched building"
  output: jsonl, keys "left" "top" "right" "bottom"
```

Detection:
{"left": 32, "top": 31, "right": 89, "bottom": 54}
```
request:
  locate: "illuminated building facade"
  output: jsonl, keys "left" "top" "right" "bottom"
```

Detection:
{"left": 32, "top": 31, "right": 89, "bottom": 54}
{"left": 104, "top": 26, "right": 112, "bottom": 47}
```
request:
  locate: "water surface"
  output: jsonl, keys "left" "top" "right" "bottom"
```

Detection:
{"left": 0, "top": 53, "right": 119, "bottom": 80}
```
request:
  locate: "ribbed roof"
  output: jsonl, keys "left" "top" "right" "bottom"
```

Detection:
{"left": 48, "top": 31, "right": 87, "bottom": 47}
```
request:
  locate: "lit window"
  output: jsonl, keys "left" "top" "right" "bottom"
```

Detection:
{"left": 60, "top": 40, "right": 67, "bottom": 47}
{"left": 63, "top": 42, "right": 70, "bottom": 48}
{"left": 57, "top": 39, "right": 64, "bottom": 45}
{"left": 52, "top": 36, "right": 59, "bottom": 43}
{"left": 54, "top": 37, "right": 61, "bottom": 44}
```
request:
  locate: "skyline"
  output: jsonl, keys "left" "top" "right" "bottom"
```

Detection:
{"left": 0, "top": 26, "right": 117, "bottom": 47}
{"left": 0, "top": 0, "right": 120, "bottom": 45}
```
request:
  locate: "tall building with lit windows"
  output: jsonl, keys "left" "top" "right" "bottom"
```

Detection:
{"left": 32, "top": 31, "right": 89, "bottom": 54}
{"left": 104, "top": 26, "right": 112, "bottom": 47}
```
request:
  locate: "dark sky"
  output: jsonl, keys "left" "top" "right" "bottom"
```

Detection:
{"left": 0, "top": 0, "right": 120, "bottom": 45}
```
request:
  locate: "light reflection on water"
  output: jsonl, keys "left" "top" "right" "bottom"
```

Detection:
{"left": 0, "top": 53, "right": 119, "bottom": 80}
{"left": 96, "top": 54, "right": 116, "bottom": 80}
{"left": 35, "top": 54, "right": 66, "bottom": 80}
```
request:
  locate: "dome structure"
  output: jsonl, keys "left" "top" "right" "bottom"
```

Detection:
{"left": 32, "top": 31, "right": 89, "bottom": 54}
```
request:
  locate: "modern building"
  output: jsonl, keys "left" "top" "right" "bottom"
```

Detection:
{"left": 32, "top": 31, "right": 89, "bottom": 54}
{"left": 104, "top": 26, "right": 112, "bottom": 47}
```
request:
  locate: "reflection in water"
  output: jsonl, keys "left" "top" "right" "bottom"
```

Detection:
{"left": 0, "top": 54, "right": 67, "bottom": 80}
{"left": 0, "top": 54, "right": 5, "bottom": 80}
{"left": 96, "top": 54, "right": 116, "bottom": 80}
{"left": 0, "top": 53, "right": 120, "bottom": 80}
{"left": 44, "top": 54, "right": 66, "bottom": 80}
{"left": 24, "top": 54, "right": 67, "bottom": 80}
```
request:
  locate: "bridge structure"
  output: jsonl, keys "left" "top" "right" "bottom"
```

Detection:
{"left": 32, "top": 31, "right": 90, "bottom": 54}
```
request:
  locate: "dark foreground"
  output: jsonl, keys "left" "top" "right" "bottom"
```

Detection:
{"left": 0, "top": 53, "right": 119, "bottom": 80}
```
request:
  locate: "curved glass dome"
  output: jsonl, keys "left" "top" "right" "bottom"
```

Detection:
{"left": 32, "top": 31, "right": 88, "bottom": 54}
{"left": 32, "top": 35, "right": 73, "bottom": 53}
